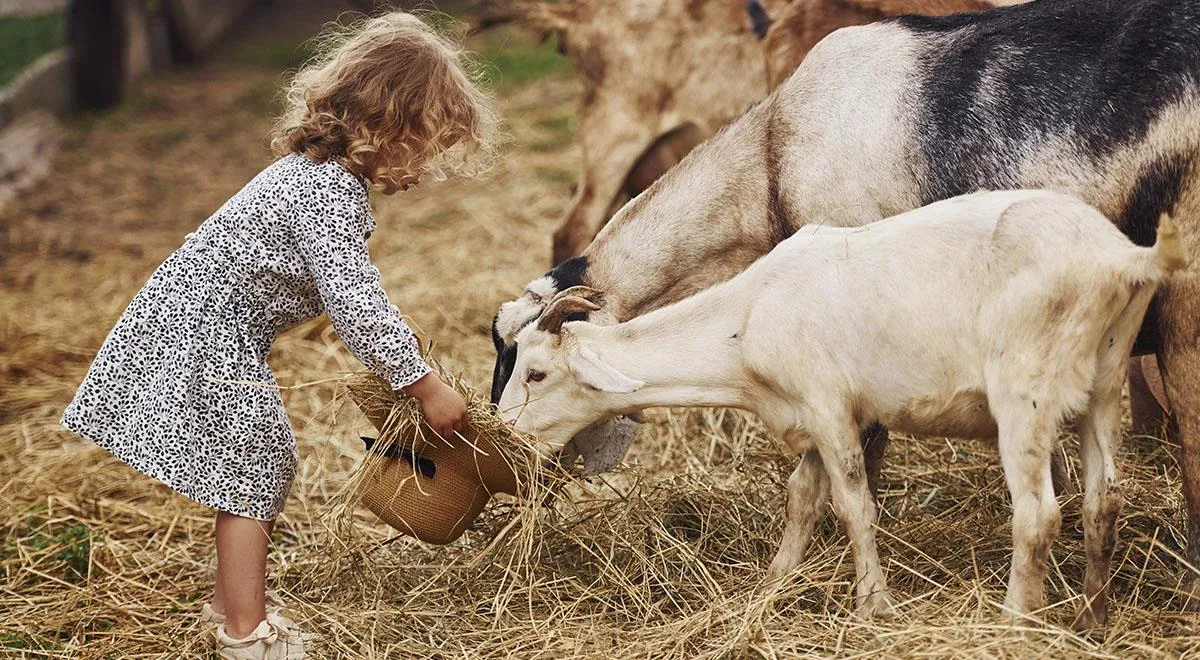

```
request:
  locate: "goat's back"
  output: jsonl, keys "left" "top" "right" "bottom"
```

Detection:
{"left": 772, "top": 0, "right": 1200, "bottom": 240}
{"left": 739, "top": 190, "right": 1148, "bottom": 426}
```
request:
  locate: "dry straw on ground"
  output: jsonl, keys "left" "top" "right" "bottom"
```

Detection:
{"left": 2, "top": 18, "right": 1199, "bottom": 660}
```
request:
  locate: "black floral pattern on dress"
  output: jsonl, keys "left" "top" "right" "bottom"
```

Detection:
{"left": 61, "top": 154, "right": 430, "bottom": 520}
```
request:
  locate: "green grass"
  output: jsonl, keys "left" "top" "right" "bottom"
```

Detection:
{"left": 528, "top": 112, "right": 576, "bottom": 151}
{"left": 0, "top": 632, "right": 56, "bottom": 653}
{"left": 535, "top": 166, "right": 576, "bottom": 186}
{"left": 0, "top": 12, "right": 63, "bottom": 87}
{"left": 230, "top": 16, "right": 567, "bottom": 90}
{"left": 475, "top": 34, "right": 570, "bottom": 90}
{"left": 534, "top": 113, "right": 575, "bottom": 134}
{"left": 231, "top": 36, "right": 321, "bottom": 70}
{"left": 11, "top": 516, "right": 92, "bottom": 584}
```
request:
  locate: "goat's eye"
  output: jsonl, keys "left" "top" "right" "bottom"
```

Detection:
{"left": 527, "top": 370, "right": 546, "bottom": 383}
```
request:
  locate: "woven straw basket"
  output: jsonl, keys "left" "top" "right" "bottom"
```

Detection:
{"left": 347, "top": 376, "right": 520, "bottom": 544}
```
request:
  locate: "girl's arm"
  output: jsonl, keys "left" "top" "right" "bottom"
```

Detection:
{"left": 288, "top": 172, "right": 431, "bottom": 391}
{"left": 288, "top": 168, "right": 468, "bottom": 438}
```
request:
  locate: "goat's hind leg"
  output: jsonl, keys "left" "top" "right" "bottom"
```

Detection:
{"left": 1073, "top": 381, "right": 1124, "bottom": 631}
{"left": 1072, "top": 287, "right": 1152, "bottom": 629}
{"left": 767, "top": 448, "right": 830, "bottom": 583}
{"left": 992, "top": 391, "right": 1063, "bottom": 620}
{"left": 807, "top": 413, "right": 894, "bottom": 618}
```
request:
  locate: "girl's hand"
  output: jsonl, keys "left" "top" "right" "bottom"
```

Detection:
{"left": 405, "top": 373, "right": 469, "bottom": 439}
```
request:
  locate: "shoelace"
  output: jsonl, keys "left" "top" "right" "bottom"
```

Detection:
{"left": 260, "top": 626, "right": 280, "bottom": 647}
{"left": 224, "top": 622, "right": 279, "bottom": 648}
{"left": 266, "top": 613, "right": 313, "bottom": 644}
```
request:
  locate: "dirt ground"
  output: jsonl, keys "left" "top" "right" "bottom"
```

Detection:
{"left": 2, "top": 3, "right": 1199, "bottom": 658}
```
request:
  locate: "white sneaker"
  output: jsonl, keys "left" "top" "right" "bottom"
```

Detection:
{"left": 201, "top": 603, "right": 224, "bottom": 626}
{"left": 215, "top": 619, "right": 307, "bottom": 660}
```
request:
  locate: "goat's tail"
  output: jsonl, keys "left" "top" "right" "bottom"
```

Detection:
{"left": 1154, "top": 214, "right": 1190, "bottom": 274}
{"left": 1127, "top": 214, "right": 1190, "bottom": 284}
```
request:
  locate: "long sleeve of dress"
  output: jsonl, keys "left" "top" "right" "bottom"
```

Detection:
{"left": 287, "top": 173, "right": 432, "bottom": 390}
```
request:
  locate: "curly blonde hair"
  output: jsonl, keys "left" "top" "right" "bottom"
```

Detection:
{"left": 271, "top": 12, "right": 499, "bottom": 193}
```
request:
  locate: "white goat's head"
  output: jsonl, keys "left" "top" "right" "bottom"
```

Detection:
{"left": 497, "top": 286, "right": 644, "bottom": 456}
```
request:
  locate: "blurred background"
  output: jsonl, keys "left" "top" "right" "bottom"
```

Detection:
{"left": 1, "top": 1, "right": 1196, "bottom": 657}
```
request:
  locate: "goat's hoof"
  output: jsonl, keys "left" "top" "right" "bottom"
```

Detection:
{"left": 764, "top": 559, "right": 795, "bottom": 586}
{"left": 1000, "top": 606, "right": 1050, "bottom": 631}
{"left": 1071, "top": 605, "right": 1106, "bottom": 633}
{"left": 855, "top": 591, "right": 896, "bottom": 620}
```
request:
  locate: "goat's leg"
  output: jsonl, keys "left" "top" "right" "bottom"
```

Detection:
{"left": 812, "top": 415, "right": 893, "bottom": 618}
{"left": 1129, "top": 355, "right": 1170, "bottom": 437}
{"left": 767, "top": 449, "right": 830, "bottom": 582}
{"left": 861, "top": 423, "right": 888, "bottom": 500}
{"left": 1073, "top": 281, "right": 1156, "bottom": 629}
{"left": 1073, "top": 383, "right": 1124, "bottom": 631}
{"left": 1157, "top": 281, "right": 1200, "bottom": 607}
{"left": 995, "top": 402, "right": 1061, "bottom": 619}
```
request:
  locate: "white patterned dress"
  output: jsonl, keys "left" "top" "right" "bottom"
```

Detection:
{"left": 61, "top": 153, "right": 431, "bottom": 520}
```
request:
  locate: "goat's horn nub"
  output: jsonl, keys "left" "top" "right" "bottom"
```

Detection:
{"left": 538, "top": 295, "right": 601, "bottom": 334}
{"left": 554, "top": 285, "right": 604, "bottom": 303}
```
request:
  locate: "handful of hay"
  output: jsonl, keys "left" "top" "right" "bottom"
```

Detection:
{"left": 341, "top": 369, "right": 546, "bottom": 544}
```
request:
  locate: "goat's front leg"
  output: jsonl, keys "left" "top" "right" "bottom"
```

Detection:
{"left": 994, "top": 400, "right": 1061, "bottom": 619}
{"left": 767, "top": 448, "right": 830, "bottom": 582}
{"left": 811, "top": 414, "right": 894, "bottom": 619}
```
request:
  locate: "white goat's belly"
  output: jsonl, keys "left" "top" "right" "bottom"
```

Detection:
{"left": 883, "top": 389, "right": 997, "bottom": 439}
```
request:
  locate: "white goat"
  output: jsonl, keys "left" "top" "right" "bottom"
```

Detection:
{"left": 498, "top": 190, "right": 1188, "bottom": 627}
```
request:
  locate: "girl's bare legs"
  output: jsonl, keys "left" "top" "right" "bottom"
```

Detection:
{"left": 211, "top": 511, "right": 273, "bottom": 638}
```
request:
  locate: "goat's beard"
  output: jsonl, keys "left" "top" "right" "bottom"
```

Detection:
{"left": 561, "top": 415, "right": 641, "bottom": 475}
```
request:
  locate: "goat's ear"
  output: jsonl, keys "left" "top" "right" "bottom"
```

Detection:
{"left": 569, "top": 347, "right": 644, "bottom": 393}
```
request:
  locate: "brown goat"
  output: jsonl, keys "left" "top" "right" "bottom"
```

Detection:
{"left": 473, "top": 0, "right": 774, "bottom": 264}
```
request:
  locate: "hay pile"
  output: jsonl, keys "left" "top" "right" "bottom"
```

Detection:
{"left": 2, "top": 17, "right": 1199, "bottom": 660}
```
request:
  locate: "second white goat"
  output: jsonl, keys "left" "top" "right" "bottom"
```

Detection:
{"left": 497, "top": 189, "right": 1188, "bottom": 628}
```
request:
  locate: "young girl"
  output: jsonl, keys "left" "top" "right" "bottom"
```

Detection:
{"left": 60, "top": 12, "right": 498, "bottom": 659}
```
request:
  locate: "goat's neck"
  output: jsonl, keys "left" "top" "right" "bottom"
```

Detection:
{"left": 586, "top": 101, "right": 782, "bottom": 322}
{"left": 574, "top": 281, "right": 753, "bottom": 412}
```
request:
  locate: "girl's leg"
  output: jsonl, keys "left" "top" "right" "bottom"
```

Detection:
{"left": 214, "top": 510, "right": 273, "bottom": 638}
{"left": 211, "top": 522, "right": 226, "bottom": 614}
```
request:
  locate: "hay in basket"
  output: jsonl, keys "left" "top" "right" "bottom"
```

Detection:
{"left": 340, "top": 368, "right": 550, "bottom": 544}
